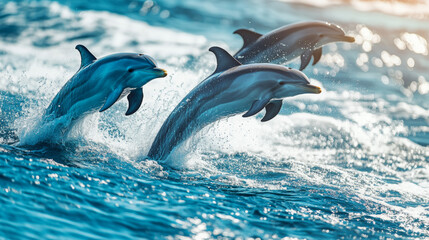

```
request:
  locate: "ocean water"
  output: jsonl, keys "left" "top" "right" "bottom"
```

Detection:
{"left": 1, "top": 0, "right": 428, "bottom": 239}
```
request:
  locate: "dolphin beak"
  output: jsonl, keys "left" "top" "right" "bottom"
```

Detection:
{"left": 342, "top": 35, "right": 355, "bottom": 43}
{"left": 328, "top": 34, "right": 355, "bottom": 43}
{"left": 299, "top": 84, "right": 322, "bottom": 94}
{"left": 154, "top": 68, "right": 168, "bottom": 77}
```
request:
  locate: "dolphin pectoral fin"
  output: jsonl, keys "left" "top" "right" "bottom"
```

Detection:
{"left": 312, "top": 48, "right": 322, "bottom": 66}
{"left": 300, "top": 49, "right": 313, "bottom": 71}
{"left": 233, "top": 29, "right": 263, "bottom": 50}
{"left": 75, "top": 45, "right": 97, "bottom": 70}
{"left": 242, "top": 99, "right": 270, "bottom": 117}
{"left": 261, "top": 100, "right": 282, "bottom": 122}
{"left": 125, "top": 88, "right": 144, "bottom": 116}
{"left": 209, "top": 47, "right": 242, "bottom": 74}
{"left": 99, "top": 87, "right": 124, "bottom": 113}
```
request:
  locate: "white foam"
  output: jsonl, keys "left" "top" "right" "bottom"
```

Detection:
{"left": 388, "top": 102, "right": 429, "bottom": 119}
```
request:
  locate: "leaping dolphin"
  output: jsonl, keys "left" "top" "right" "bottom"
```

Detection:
{"left": 148, "top": 46, "right": 321, "bottom": 160}
{"left": 233, "top": 21, "right": 355, "bottom": 70}
{"left": 42, "top": 45, "right": 167, "bottom": 135}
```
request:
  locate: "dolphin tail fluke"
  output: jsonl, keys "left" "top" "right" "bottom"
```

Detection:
{"left": 299, "top": 49, "right": 313, "bottom": 71}
{"left": 75, "top": 45, "right": 97, "bottom": 70}
{"left": 243, "top": 99, "right": 270, "bottom": 117}
{"left": 261, "top": 100, "right": 282, "bottom": 122}
{"left": 99, "top": 87, "right": 124, "bottom": 112}
{"left": 125, "top": 88, "right": 144, "bottom": 116}
{"left": 312, "top": 48, "right": 322, "bottom": 66}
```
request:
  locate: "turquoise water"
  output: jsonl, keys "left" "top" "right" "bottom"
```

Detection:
{"left": 1, "top": 0, "right": 428, "bottom": 239}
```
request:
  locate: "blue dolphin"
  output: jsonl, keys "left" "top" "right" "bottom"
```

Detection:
{"left": 148, "top": 46, "right": 321, "bottom": 160}
{"left": 19, "top": 44, "right": 169, "bottom": 145}
{"left": 233, "top": 21, "right": 355, "bottom": 70}
{"left": 44, "top": 45, "right": 167, "bottom": 123}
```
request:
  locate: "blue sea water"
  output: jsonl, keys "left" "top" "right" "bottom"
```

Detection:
{"left": 1, "top": 0, "right": 429, "bottom": 239}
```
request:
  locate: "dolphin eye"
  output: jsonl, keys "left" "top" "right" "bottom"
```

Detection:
{"left": 279, "top": 81, "right": 287, "bottom": 86}
{"left": 128, "top": 68, "right": 134, "bottom": 73}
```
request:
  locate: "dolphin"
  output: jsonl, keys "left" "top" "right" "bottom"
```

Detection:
{"left": 233, "top": 21, "right": 355, "bottom": 70}
{"left": 43, "top": 44, "right": 167, "bottom": 131}
{"left": 148, "top": 46, "right": 321, "bottom": 160}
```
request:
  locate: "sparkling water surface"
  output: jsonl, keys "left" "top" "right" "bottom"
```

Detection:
{"left": 0, "top": 0, "right": 428, "bottom": 239}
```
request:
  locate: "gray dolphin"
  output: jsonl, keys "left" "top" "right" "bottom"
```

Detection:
{"left": 233, "top": 21, "right": 355, "bottom": 70}
{"left": 148, "top": 46, "right": 321, "bottom": 160}
{"left": 43, "top": 44, "right": 167, "bottom": 130}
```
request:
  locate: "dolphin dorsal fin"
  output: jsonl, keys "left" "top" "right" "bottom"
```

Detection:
{"left": 209, "top": 46, "right": 241, "bottom": 74}
{"left": 75, "top": 44, "right": 97, "bottom": 69}
{"left": 234, "top": 29, "right": 262, "bottom": 49}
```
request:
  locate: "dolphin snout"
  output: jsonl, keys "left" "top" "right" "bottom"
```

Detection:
{"left": 342, "top": 35, "right": 355, "bottom": 43}
{"left": 300, "top": 84, "right": 322, "bottom": 94}
{"left": 328, "top": 34, "right": 355, "bottom": 43}
{"left": 154, "top": 68, "right": 168, "bottom": 77}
